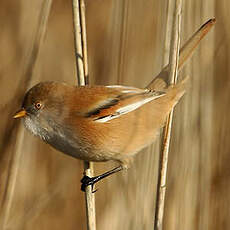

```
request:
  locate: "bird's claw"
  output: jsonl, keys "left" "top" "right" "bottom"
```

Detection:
{"left": 81, "top": 175, "right": 98, "bottom": 193}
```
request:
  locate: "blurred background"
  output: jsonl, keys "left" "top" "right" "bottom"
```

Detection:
{"left": 0, "top": 0, "right": 228, "bottom": 229}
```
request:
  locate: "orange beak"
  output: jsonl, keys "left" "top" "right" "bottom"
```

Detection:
{"left": 13, "top": 108, "right": 27, "bottom": 119}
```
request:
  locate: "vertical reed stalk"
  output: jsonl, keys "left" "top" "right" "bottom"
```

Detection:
{"left": 154, "top": 1, "right": 182, "bottom": 230}
{"left": 72, "top": 1, "right": 96, "bottom": 230}
{"left": 79, "top": 0, "right": 89, "bottom": 84}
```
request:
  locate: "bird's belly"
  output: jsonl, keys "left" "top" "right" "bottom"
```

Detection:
{"left": 46, "top": 131, "right": 111, "bottom": 162}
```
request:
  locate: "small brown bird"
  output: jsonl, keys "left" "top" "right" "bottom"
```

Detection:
{"left": 13, "top": 18, "right": 215, "bottom": 191}
{"left": 14, "top": 79, "right": 186, "bottom": 190}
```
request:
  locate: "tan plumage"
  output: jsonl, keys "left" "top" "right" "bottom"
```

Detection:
{"left": 14, "top": 78, "right": 186, "bottom": 169}
{"left": 65, "top": 79, "right": 187, "bottom": 168}
{"left": 13, "top": 18, "right": 215, "bottom": 189}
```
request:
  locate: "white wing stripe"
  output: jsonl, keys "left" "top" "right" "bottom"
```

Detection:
{"left": 106, "top": 85, "right": 139, "bottom": 89}
{"left": 106, "top": 85, "right": 146, "bottom": 94}
{"left": 94, "top": 93, "right": 165, "bottom": 123}
{"left": 116, "top": 96, "right": 159, "bottom": 114}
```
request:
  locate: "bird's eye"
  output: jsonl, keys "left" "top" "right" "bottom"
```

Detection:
{"left": 35, "top": 102, "right": 42, "bottom": 110}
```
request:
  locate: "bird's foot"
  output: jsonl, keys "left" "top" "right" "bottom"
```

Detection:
{"left": 80, "top": 166, "right": 123, "bottom": 192}
{"left": 81, "top": 175, "right": 98, "bottom": 193}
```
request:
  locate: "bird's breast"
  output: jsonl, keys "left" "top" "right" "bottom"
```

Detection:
{"left": 23, "top": 115, "right": 112, "bottom": 161}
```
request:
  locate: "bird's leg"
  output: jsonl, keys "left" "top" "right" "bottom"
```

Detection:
{"left": 81, "top": 166, "right": 123, "bottom": 192}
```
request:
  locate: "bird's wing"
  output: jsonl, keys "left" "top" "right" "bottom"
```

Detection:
{"left": 77, "top": 85, "right": 166, "bottom": 123}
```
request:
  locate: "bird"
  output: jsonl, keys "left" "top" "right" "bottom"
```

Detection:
{"left": 13, "top": 18, "right": 215, "bottom": 191}
{"left": 13, "top": 78, "right": 186, "bottom": 191}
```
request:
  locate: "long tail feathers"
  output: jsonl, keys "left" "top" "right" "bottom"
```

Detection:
{"left": 147, "top": 18, "right": 216, "bottom": 90}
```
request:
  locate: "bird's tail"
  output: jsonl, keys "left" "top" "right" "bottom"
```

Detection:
{"left": 164, "top": 76, "right": 189, "bottom": 107}
{"left": 147, "top": 18, "right": 216, "bottom": 90}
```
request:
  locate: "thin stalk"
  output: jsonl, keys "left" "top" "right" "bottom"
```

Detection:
{"left": 72, "top": 1, "right": 96, "bottom": 230}
{"left": 72, "top": 0, "right": 86, "bottom": 86}
{"left": 79, "top": 0, "right": 89, "bottom": 84}
{"left": 154, "top": 1, "right": 182, "bottom": 230}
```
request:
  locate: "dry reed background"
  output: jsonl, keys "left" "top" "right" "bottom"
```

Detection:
{"left": 0, "top": 0, "right": 228, "bottom": 229}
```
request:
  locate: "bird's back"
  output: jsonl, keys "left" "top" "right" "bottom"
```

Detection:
{"left": 66, "top": 79, "right": 187, "bottom": 166}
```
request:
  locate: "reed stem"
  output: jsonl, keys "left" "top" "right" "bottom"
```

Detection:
{"left": 72, "top": 1, "right": 96, "bottom": 230}
{"left": 154, "top": 1, "right": 182, "bottom": 229}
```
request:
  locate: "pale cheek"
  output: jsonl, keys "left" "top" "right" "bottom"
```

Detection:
{"left": 23, "top": 117, "right": 39, "bottom": 136}
{"left": 23, "top": 116, "right": 50, "bottom": 141}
